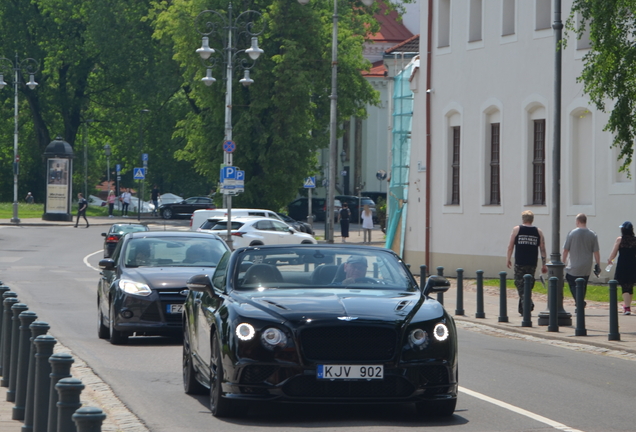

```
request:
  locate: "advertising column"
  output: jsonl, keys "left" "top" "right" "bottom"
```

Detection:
{"left": 42, "top": 137, "right": 74, "bottom": 221}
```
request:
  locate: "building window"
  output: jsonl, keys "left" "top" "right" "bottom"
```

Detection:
{"left": 532, "top": 120, "right": 545, "bottom": 205}
{"left": 438, "top": 0, "right": 451, "bottom": 48}
{"left": 502, "top": 0, "right": 515, "bottom": 36}
{"left": 535, "top": 0, "right": 551, "bottom": 30}
{"left": 490, "top": 123, "right": 501, "bottom": 205}
{"left": 469, "top": 0, "right": 483, "bottom": 42}
{"left": 451, "top": 126, "right": 461, "bottom": 204}
{"left": 576, "top": 13, "right": 592, "bottom": 50}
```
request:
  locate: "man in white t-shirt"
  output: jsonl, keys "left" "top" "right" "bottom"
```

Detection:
{"left": 121, "top": 188, "right": 132, "bottom": 217}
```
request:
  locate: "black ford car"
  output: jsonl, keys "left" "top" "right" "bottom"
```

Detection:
{"left": 182, "top": 244, "right": 457, "bottom": 417}
{"left": 98, "top": 231, "right": 229, "bottom": 344}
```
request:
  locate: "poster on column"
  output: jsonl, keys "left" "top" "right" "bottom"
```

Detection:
{"left": 46, "top": 158, "right": 69, "bottom": 213}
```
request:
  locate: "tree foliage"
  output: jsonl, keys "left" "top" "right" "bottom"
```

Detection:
{"left": 567, "top": 1, "right": 636, "bottom": 171}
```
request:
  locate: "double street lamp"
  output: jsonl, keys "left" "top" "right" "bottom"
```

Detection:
{"left": 195, "top": 3, "right": 265, "bottom": 249}
{"left": 297, "top": 0, "right": 374, "bottom": 242}
{"left": 0, "top": 54, "right": 39, "bottom": 224}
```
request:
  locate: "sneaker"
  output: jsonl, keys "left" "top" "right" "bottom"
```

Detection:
{"left": 623, "top": 307, "right": 631, "bottom": 316}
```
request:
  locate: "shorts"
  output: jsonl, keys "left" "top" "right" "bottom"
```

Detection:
{"left": 621, "top": 283, "right": 634, "bottom": 295}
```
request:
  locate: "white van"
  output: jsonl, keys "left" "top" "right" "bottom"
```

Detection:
{"left": 190, "top": 208, "right": 283, "bottom": 231}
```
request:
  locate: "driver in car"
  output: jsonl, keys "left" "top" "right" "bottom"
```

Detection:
{"left": 341, "top": 255, "right": 368, "bottom": 285}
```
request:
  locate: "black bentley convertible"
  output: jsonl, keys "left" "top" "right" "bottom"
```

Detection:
{"left": 182, "top": 245, "right": 457, "bottom": 418}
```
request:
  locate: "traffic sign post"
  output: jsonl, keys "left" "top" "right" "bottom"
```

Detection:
{"left": 235, "top": 170, "right": 245, "bottom": 193}
{"left": 304, "top": 177, "right": 316, "bottom": 228}
{"left": 134, "top": 167, "right": 146, "bottom": 221}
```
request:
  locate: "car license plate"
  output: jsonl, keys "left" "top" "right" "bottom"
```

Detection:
{"left": 167, "top": 304, "right": 184, "bottom": 314}
{"left": 317, "top": 365, "right": 383, "bottom": 380}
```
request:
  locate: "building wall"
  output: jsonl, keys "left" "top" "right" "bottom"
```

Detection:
{"left": 405, "top": 0, "right": 635, "bottom": 278}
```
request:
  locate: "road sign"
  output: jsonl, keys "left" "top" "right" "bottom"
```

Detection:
{"left": 235, "top": 170, "right": 245, "bottom": 193}
{"left": 116, "top": 164, "right": 121, "bottom": 173}
{"left": 133, "top": 168, "right": 146, "bottom": 180}
{"left": 304, "top": 176, "right": 316, "bottom": 188}
{"left": 223, "top": 140, "right": 236, "bottom": 153}
{"left": 142, "top": 153, "right": 148, "bottom": 162}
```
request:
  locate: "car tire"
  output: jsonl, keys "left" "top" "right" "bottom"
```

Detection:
{"left": 210, "top": 333, "right": 241, "bottom": 417}
{"left": 415, "top": 398, "right": 457, "bottom": 417}
{"left": 183, "top": 327, "right": 206, "bottom": 395}
{"left": 109, "top": 304, "right": 128, "bottom": 345}
{"left": 98, "top": 303, "right": 109, "bottom": 339}
{"left": 162, "top": 208, "right": 173, "bottom": 219}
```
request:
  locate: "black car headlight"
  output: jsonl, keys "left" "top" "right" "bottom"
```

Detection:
{"left": 118, "top": 279, "right": 152, "bottom": 296}
{"left": 433, "top": 323, "right": 449, "bottom": 341}
{"left": 261, "top": 327, "right": 287, "bottom": 350}
{"left": 408, "top": 328, "right": 429, "bottom": 350}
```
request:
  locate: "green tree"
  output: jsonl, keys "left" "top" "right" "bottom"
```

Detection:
{"left": 567, "top": 1, "right": 636, "bottom": 171}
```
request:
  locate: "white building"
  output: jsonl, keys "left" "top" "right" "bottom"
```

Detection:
{"left": 402, "top": 0, "right": 632, "bottom": 278}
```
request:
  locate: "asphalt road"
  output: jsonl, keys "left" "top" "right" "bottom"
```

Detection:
{"left": 1, "top": 223, "right": 634, "bottom": 431}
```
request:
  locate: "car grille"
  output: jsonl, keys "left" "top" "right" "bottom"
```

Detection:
{"left": 283, "top": 375, "right": 414, "bottom": 398}
{"left": 300, "top": 326, "right": 397, "bottom": 362}
{"left": 240, "top": 365, "right": 279, "bottom": 384}
{"left": 418, "top": 365, "right": 450, "bottom": 386}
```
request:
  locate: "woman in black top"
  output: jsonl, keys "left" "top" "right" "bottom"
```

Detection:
{"left": 338, "top": 203, "right": 350, "bottom": 243}
{"left": 607, "top": 221, "right": 636, "bottom": 315}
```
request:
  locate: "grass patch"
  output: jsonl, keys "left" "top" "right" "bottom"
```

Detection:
{"left": 483, "top": 278, "right": 611, "bottom": 303}
{"left": 0, "top": 203, "right": 111, "bottom": 219}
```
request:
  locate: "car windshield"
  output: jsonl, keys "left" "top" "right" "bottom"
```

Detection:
{"left": 233, "top": 247, "right": 416, "bottom": 291}
{"left": 211, "top": 221, "right": 245, "bottom": 230}
{"left": 113, "top": 224, "right": 148, "bottom": 235}
{"left": 124, "top": 237, "right": 227, "bottom": 268}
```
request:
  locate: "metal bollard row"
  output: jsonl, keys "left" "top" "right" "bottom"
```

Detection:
{"left": 0, "top": 288, "right": 108, "bottom": 432}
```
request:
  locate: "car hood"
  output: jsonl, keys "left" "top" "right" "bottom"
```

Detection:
{"left": 234, "top": 288, "right": 442, "bottom": 325}
{"left": 122, "top": 266, "right": 215, "bottom": 289}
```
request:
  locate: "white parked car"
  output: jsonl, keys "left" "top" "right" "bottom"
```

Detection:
{"left": 200, "top": 216, "right": 317, "bottom": 248}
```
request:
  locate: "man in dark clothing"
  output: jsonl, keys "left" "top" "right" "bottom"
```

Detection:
{"left": 74, "top": 193, "right": 89, "bottom": 228}
{"left": 506, "top": 210, "right": 547, "bottom": 314}
{"left": 151, "top": 185, "right": 160, "bottom": 217}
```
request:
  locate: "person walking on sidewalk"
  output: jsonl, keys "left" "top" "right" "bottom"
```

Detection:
{"left": 507, "top": 210, "right": 548, "bottom": 315}
{"left": 563, "top": 213, "right": 601, "bottom": 313}
{"left": 338, "top": 202, "right": 351, "bottom": 243}
{"left": 121, "top": 188, "right": 132, "bottom": 217}
{"left": 74, "top": 193, "right": 89, "bottom": 228}
{"left": 107, "top": 189, "right": 116, "bottom": 218}
{"left": 151, "top": 185, "right": 160, "bottom": 217}
{"left": 607, "top": 221, "right": 636, "bottom": 315}
{"left": 361, "top": 204, "right": 374, "bottom": 244}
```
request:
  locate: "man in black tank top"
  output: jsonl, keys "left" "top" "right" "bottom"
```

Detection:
{"left": 506, "top": 211, "right": 548, "bottom": 314}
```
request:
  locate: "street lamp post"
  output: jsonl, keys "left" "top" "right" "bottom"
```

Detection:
{"left": 297, "top": 0, "right": 374, "bottom": 242}
{"left": 138, "top": 109, "right": 150, "bottom": 221}
{"left": 195, "top": 3, "right": 265, "bottom": 249}
{"left": 0, "top": 54, "right": 39, "bottom": 224}
{"left": 103, "top": 144, "right": 111, "bottom": 188}
{"left": 82, "top": 119, "right": 94, "bottom": 200}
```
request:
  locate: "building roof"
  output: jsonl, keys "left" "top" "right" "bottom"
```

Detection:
{"left": 362, "top": 60, "right": 388, "bottom": 78}
{"left": 385, "top": 34, "right": 420, "bottom": 55}
{"left": 368, "top": 2, "right": 414, "bottom": 44}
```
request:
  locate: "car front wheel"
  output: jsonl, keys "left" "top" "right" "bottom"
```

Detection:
{"left": 209, "top": 334, "right": 241, "bottom": 417}
{"left": 162, "top": 208, "right": 173, "bottom": 219}
{"left": 97, "top": 301, "right": 109, "bottom": 339}
{"left": 183, "top": 326, "right": 206, "bottom": 394}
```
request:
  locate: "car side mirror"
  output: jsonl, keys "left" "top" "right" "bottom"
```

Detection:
{"left": 99, "top": 259, "right": 116, "bottom": 270}
{"left": 422, "top": 275, "right": 451, "bottom": 297}
{"left": 187, "top": 274, "right": 215, "bottom": 296}
{"left": 101, "top": 233, "right": 107, "bottom": 237}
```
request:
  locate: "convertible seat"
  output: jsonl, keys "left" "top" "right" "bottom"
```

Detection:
{"left": 311, "top": 265, "right": 338, "bottom": 285}
{"left": 242, "top": 264, "right": 283, "bottom": 286}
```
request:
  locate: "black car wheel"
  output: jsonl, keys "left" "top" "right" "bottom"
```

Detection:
{"left": 109, "top": 304, "right": 128, "bottom": 345}
{"left": 97, "top": 301, "right": 109, "bottom": 339}
{"left": 210, "top": 333, "right": 241, "bottom": 417}
{"left": 415, "top": 398, "right": 457, "bottom": 417}
{"left": 162, "top": 208, "right": 173, "bottom": 219}
{"left": 183, "top": 327, "right": 206, "bottom": 395}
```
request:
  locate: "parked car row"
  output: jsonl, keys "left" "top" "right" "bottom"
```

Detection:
{"left": 287, "top": 195, "right": 378, "bottom": 223}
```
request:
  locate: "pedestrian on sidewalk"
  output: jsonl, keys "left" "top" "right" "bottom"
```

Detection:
{"left": 607, "top": 221, "right": 636, "bottom": 315}
{"left": 562, "top": 213, "right": 601, "bottom": 313}
{"left": 507, "top": 210, "right": 548, "bottom": 314}
{"left": 74, "top": 193, "right": 89, "bottom": 228}
{"left": 25, "top": 192, "right": 34, "bottom": 203}
{"left": 121, "top": 188, "right": 131, "bottom": 217}
{"left": 338, "top": 202, "right": 351, "bottom": 243}
{"left": 361, "top": 204, "right": 373, "bottom": 244}
{"left": 107, "top": 189, "right": 116, "bottom": 218}
{"left": 151, "top": 185, "right": 160, "bottom": 217}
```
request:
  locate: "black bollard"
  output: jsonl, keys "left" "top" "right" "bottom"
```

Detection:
{"left": 575, "top": 278, "right": 587, "bottom": 336}
{"left": 48, "top": 353, "right": 74, "bottom": 432}
{"left": 73, "top": 406, "right": 107, "bottom": 432}
{"left": 419, "top": 265, "right": 427, "bottom": 286}
{"left": 522, "top": 274, "right": 533, "bottom": 327}
{"left": 548, "top": 277, "right": 559, "bottom": 332}
{"left": 7, "top": 303, "right": 29, "bottom": 402}
{"left": 12, "top": 310, "right": 38, "bottom": 420}
{"left": 436, "top": 267, "right": 444, "bottom": 304}
{"left": 56, "top": 377, "right": 85, "bottom": 432}
{"left": 1, "top": 295, "right": 19, "bottom": 383}
{"left": 0, "top": 286, "right": 10, "bottom": 374}
{"left": 608, "top": 280, "right": 620, "bottom": 341}
{"left": 22, "top": 321, "right": 50, "bottom": 432}
{"left": 455, "top": 269, "right": 465, "bottom": 315}
{"left": 33, "top": 335, "right": 57, "bottom": 432}
{"left": 476, "top": 270, "right": 485, "bottom": 318}
{"left": 498, "top": 271, "right": 509, "bottom": 323}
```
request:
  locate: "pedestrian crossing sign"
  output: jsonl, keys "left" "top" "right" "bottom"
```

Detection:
{"left": 133, "top": 168, "right": 146, "bottom": 180}
{"left": 304, "top": 176, "right": 316, "bottom": 188}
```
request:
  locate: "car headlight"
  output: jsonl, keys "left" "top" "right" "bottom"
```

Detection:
{"left": 408, "top": 328, "right": 429, "bottom": 349}
{"left": 236, "top": 323, "right": 255, "bottom": 341}
{"left": 118, "top": 279, "right": 152, "bottom": 296}
{"left": 261, "top": 327, "right": 287, "bottom": 349}
{"left": 433, "top": 323, "right": 449, "bottom": 341}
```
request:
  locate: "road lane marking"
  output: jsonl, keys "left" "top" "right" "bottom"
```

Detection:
{"left": 460, "top": 386, "right": 584, "bottom": 432}
{"left": 84, "top": 250, "right": 103, "bottom": 272}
